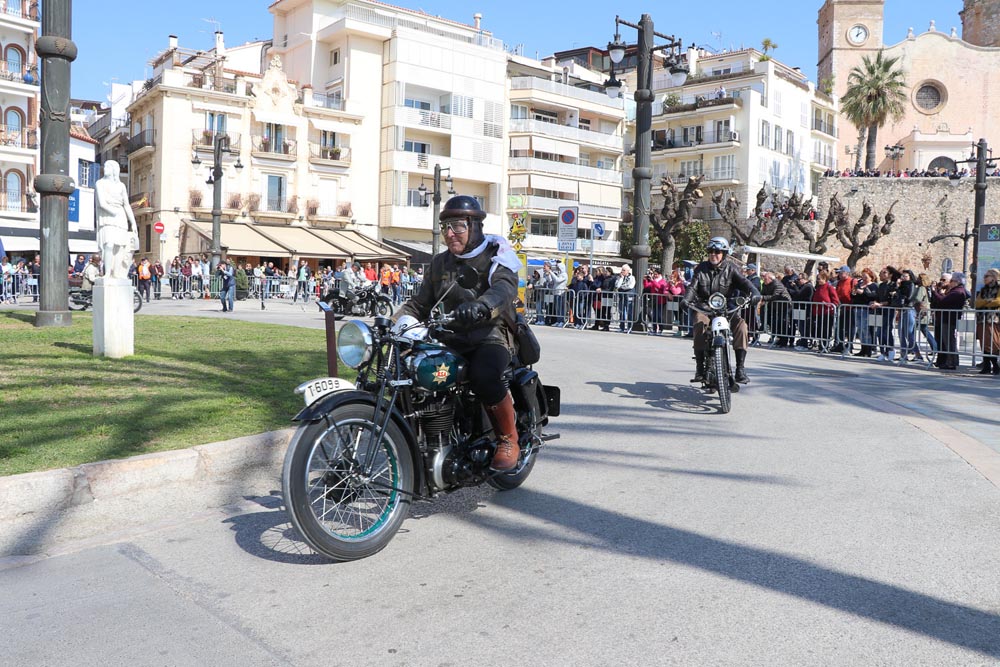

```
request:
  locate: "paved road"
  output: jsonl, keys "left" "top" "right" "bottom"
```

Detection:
{"left": 3, "top": 305, "right": 1000, "bottom": 665}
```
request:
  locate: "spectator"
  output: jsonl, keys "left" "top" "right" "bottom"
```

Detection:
{"left": 189, "top": 256, "right": 202, "bottom": 296}
{"left": 180, "top": 257, "right": 193, "bottom": 297}
{"left": 781, "top": 265, "right": 798, "bottom": 292}
{"left": 413, "top": 267, "right": 424, "bottom": 287}
{"left": 896, "top": 269, "right": 920, "bottom": 363}
{"left": 643, "top": 268, "right": 666, "bottom": 333}
{"left": 833, "top": 266, "right": 856, "bottom": 353}
{"left": 615, "top": 264, "right": 636, "bottom": 332}
{"left": 391, "top": 264, "right": 402, "bottom": 304}
{"left": 931, "top": 272, "right": 969, "bottom": 370}
{"left": 871, "top": 266, "right": 900, "bottom": 361}
{"left": 217, "top": 259, "right": 235, "bottom": 312}
{"left": 591, "top": 266, "right": 614, "bottom": 331}
{"left": 379, "top": 263, "right": 392, "bottom": 298}
{"left": 570, "top": 266, "right": 594, "bottom": 329}
{"left": 72, "top": 254, "right": 87, "bottom": 274}
{"left": 914, "top": 273, "right": 938, "bottom": 359}
{"left": 974, "top": 268, "right": 1000, "bottom": 375}
{"left": 851, "top": 268, "right": 878, "bottom": 357}
{"left": 761, "top": 271, "right": 793, "bottom": 347}
{"left": 293, "top": 259, "right": 310, "bottom": 304}
{"left": 0, "top": 255, "right": 12, "bottom": 303}
{"left": 80, "top": 254, "right": 101, "bottom": 292}
{"left": 263, "top": 261, "right": 276, "bottom": 298}
{"left": 526, "top": 269, "right": 543, "bottom": 323}
{"left": 29, "top": 254, "right": 40, "bottom": 302}
{"left": 790, "top": 272, "right": 814, "bottom": 348}
{"left": 364, "top": 262, "right": 376, "bottom": 282}
{"left": 664, "top": 269, "right": 686, "bottom": 332}
{"left": 136, "top": 257, "right": 152, "bottom": 303}
{"left": 152, "top": 259, "right": 164, "bottom": 300}
{"left": 811, "top": 270, "right": 840, "bottom": 352}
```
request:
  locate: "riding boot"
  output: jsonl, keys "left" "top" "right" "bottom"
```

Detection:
{"left": 734, "top": 349, "right": 749, "bottom": 384}
{"left": 485, "top": 393, "right": 520, "bottom": 471}
{"left": 692, "top": 352, "right": 706, "bottom": 383}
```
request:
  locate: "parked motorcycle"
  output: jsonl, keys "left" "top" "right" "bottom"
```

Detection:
{"left": 320, "top": 283, "right": 393, "bottom": 319}
{"left": 284, "top": 267, "right": 560, "bottom": 562}
{"left": 68, "top": 287, "right": 143, "bottom": 313}
{"left": 690, "top": 293, "right": 748, "bottom": 414}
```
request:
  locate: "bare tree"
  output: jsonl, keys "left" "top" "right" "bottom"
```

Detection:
{"left": 649, "top": 174, "right": 705, "bottom": 271}
{"left": 836, "top": 199, "right": 898, "bottom": 269}
{"left": 711, "top": 184, "right": 803, "bottom": 248}
{"left": 795, "top": 192, "right": 845, "bottom": 275}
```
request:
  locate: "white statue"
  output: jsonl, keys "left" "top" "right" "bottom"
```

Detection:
{"left": 95, "top": 160, "right": 139, "bottom": 280}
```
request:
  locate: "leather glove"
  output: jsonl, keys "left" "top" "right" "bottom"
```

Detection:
{"left": 455, "top": 300, "right": 490, "bottom": 327}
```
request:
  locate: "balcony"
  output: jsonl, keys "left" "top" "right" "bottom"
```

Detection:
{"left": 0, "top": 60, "right": 37, "bottom": 87}
{"left": 509, "top": 118, "right": 621, "bottom": 150}
{"left": 0, "top": 190, "right": 37, "bottom": 214}
{"left": 251, "top": 136, "right": 297, "bottom": 159}
{"left": 393, "top": 105, "right": 452, "bottom": 132}
{"left": 0, "top": 124, "right": 36, "bottom": 149}
{"left": 510, "top": 77, "right": 624, "bottom": 110}
{"left": 99, "top": 153, "right": 129, "bottom": 173}
{"left": 191, "top": 130, "right": 242, "bottom": 151}
{"left": 691, "top": 205, "right": 723, "bottom": 221}
{"left": 310, "top": 92, "right": 344, "bottom": 111}
{"left": 812, "top": 152, "right": 835, "bottom": 169}
{"left": 508, "top": 157, "right": 622, "bottom": 185}
{"left": 518, "top": 195, "right": 620, "bottom": 219}
{"left": 651, "top": 129, "right": 741, "bottom": 154}
{"left": 653, "top": 95, "right": 743, "bottom": 117}
{"left": 2, "top": 2, "right": 40, "bottom": 21}
{"left": 307, "top": 200, "right": 352, "bottom": 224}
{"left": 526, "top": 235, "right": 621, "bottom": 255}
{"left": 129, "top": 191, "right": 154, "bottom": 210}
{"left": 309, "top": 144, "right": 351, "bottom": 163}
{"left": 653, "top": 168, "right": 741, "bottom": 184}
{"left": 184, "top": 73, "right": 237, "bottom": 95}
{"left": 88, "top": 114, "right": 129, "bottom": 139}
{"left": 343, "top": 3, "right": 505, "bottom": 51}
{"left": 126, "top": 129, "right": 155, "bottom": 156}
{"left": 812, "top": 119, "right": 838, "bottom": 138}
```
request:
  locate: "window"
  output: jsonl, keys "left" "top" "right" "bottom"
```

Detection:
{"left": 511, "top": 104, "right": 528, "bottom": 120}
{"left": 266, "top": 174, "right": 285, "bottom": 212}
{"left": 319, "top": 130, "right": 339, "bottom": 159}
{"left": 533, "top": 108, "right": 558, "bottom": 124}
{"left": 916, "top": 84, "right": 943, "bottom": 111}
{"left": 679, "top": 159, "right": 703, "bottom": 177}
{"left": 5, "top": 171, "right": 22, "bottom": 211}
{"left": 530, "top": 217, "right": 557, "bottom": 236}
{"left": 576, "top": 228, "right": 591, "bottom": 240}
{"left": 406, "top": 188, "right": 426, "bottom": 207}
{"left": 712, "top": 67, "right": 731, "bottom": 76}
{"left": 263, "top": 123, "right": 284, "bottom": 151}
{"left": 404, "top": 98, "right": 431, "bottom": 111}
{"left": 682, "top": 125, "right": 702, "bottom": 145}
{"left": 6, "top": 46, "right": 22, "bottom": 75}
{"left": 577, "top": 118, "right": 591, "bottom": 131}
{"left": 4, "top": 108, "right": 22, "bottom": 146}
{"left": 329, "top": 48, "right": 340, "bottom": 66}
{"left": 404, "top": 140, "right": 430, "bottom": 154}
{"left": 714, "top": 119, "right": 731, "bottom": 141}
{"left": 760, "top": 120, "right": 770, "bottom": 147}
{"left": 774, "top": 90, "right": 782, "bottom": 116}
{"left": 452, "top": 94, "right": 473, "bottom": 118}
{"left": 78, "top": 160, "right": 97, "bottom": 188}
{"left": 712, "top": 155, "right": 736, "bottom": 179}
{"left": 786, "top": 130, "right": 795, "bottom": 155}
{"left": 774, "top": 125, "right": 783, "bottom": 153}
{"left": 206, "top": 111, "right": 226, "bottom": 134}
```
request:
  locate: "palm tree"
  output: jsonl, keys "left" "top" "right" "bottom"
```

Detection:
{"left": 840, "top": 51, "right": 907, "bottom": 170}
{"left": 760, "top": 38, "right": 778, "bottom": 61}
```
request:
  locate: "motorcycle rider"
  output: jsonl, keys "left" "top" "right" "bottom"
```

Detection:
{"left": 81, "top": 254, "right": 102, "bottom": 292}
{"left": 683, "top": 237, "right": 760, "bottom": 384}
{"left": 394, "top": 195, "right": 523, "bottom": 470}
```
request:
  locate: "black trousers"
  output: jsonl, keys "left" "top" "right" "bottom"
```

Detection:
{"left": 463, "top": 344, "right": 511, "bottom": 406}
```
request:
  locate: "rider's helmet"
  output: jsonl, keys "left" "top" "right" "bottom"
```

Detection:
{"left": 706, "top": 236, "right": 731, "bottom": 255}
{"left": 439, "top": 195, "right": 486, "bottom": 253}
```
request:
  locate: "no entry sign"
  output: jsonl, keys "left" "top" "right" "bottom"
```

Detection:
{"left": 153, "top": 221, "right": 165, "bottom": 234}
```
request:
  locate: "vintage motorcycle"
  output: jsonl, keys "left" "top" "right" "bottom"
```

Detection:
{"left": 283, "top": 267, "right": 560, "bottom": 562}
{"left": 690, "top": 293, "right": 749, "bottom": 414}
{"left": 320, "top": 282, "right": 393, "bottom": 319}
{"left": 68, "top": 286, "right": 143, "bottom": 313}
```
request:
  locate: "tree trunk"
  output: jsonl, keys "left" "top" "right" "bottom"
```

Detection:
{"left": 865, "top": 124, "right": 879, "bottom": 171}
{"left": 660, "top": 236, "right": 676, "bottom": 277}
{"left": 803, "top": 259, "right": 816, "bottom": 277}
{"left": 854, "top": 128, "right": 866, "bottom": 172}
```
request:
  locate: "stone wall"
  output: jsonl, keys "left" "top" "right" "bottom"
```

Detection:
{"left": 962, "top": 0, "right": 1000, "bottom": 48}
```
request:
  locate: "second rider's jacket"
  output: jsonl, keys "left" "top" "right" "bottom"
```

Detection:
{"left": 395, "top": 240, "right": 519, "bottom": 351}
{"left": 682, "top": 258, "right": 760, "bottom": 307}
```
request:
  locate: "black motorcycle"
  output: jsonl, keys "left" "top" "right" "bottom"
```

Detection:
{"left": 283, "top": 267, "right": 560, "bottom": 562}
{"left": 68, "top": 286, "right": 143, "bottom": 313}
{"left": 690, "top": 293, "right": 748, "bottom": 414}
{"left": 321, "top": 282, "right": 393, "bottom": 319}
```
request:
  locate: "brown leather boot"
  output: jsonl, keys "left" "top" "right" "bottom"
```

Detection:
{"left": 485, "top": 392, "right": 520, "bottom": 471}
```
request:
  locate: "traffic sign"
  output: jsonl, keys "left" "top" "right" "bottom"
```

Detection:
{"left": 557, "top": 206, "right": 578, "bottom": 252}
{"left": 593, "top": 222, "right": 605, "bottom": 239}
{"left": 153, "top": 221, "right": 165, "bottom": 234}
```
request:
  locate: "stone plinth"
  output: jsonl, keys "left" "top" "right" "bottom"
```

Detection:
{"left": 93, "top": 278, "right": 134, "bottom": 358}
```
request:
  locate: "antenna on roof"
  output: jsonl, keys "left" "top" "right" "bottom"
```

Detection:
{"left": 202, "top": 17, "right": 221, "bottom": 34}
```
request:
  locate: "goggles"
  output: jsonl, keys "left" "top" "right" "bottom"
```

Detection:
{"left": 441, "top": 218, "right": 469, "bottom": 234}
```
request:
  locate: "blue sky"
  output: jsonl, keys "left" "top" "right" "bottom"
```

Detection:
{"left": 72, "top": 0, "right": 965, "bottom": 102}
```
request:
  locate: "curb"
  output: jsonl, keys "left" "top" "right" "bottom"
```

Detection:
{"left": 0, "top": 429, "right": 293, "bottom": 524}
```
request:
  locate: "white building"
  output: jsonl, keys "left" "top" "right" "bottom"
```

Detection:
{"left": 268, "top": 0, "right": 509, "bottom": 258}
{"left": 506, "top": 54, "right": 625, "bottom": 261}
{"left": 625, "top": 47, "right": 839, "bottom": 227}
{"left": 68, "top": 127, "right": 98, "bottom": 255}
{"left": 0, "top": 2, "right": 39, "bottom": 258}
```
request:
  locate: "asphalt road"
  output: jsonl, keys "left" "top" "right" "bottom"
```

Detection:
{"left": 3, "top": 302, "right": 1000, "bottom": 665}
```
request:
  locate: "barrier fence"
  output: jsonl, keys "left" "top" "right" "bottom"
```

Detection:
{"left": 1, "top": 273, "right": 38, "bottom": 303}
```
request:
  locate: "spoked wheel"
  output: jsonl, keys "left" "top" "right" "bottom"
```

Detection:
{"left": 375, "top": 298, "right": 393, "bottom": 317}
{"left": 714, "top": 346, "right": 732, "bottom": 414}
{"left": 488, "top": 384, "right": 542, "bottom": 491}
{"left": 282, "top": 403, "right": 414, "bottom": 561}
{"left": 133, "top": 291, "right": 143, "bottom": 313}
{"left": 67, "top": 293, "right": 87, "bottom": 311}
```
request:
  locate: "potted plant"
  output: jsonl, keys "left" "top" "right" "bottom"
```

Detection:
{"left": 201, "top": 129, "right": 214, "bottom": 145}
{"left": 337, "top": 202, "right": 353, "bottom": 218}
{"left": 235, "top": 267, "right": 249, "bottom": 300}
{"left": 226, "top": 192, "right": 242, "bottom": 209}
{"left": 306, "top": 198, "right": 319, "bottom": 216}
{"left": 287, "top": 196, "right": 299, "bottom": 215}
{"left": 331, "top": 146, "right": 342, "bottom": 160}
{"left": 246, "top": 193, "right": 260, "bottom": 212}
{"left": 189, "top": 188, "right": 204, "bottom": 208}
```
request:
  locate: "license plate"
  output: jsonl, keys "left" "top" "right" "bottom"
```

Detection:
{"left": 296, "top": 377, "right": 353, "bottom": 407}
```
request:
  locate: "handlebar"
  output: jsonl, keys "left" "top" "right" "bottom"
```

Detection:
{"left": 688, "top": 296, "right": 757, "bottom": 316}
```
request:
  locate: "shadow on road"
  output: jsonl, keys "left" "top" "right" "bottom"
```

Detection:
{"left": 222, "top": 493, "right": 328, "bottom": 566}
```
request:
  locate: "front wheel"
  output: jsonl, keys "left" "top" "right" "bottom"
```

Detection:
{"left": 714, "top": 346, "right": 731, "bottom": 414}
{"left": 374, "top": 297, "right": 393, "bottom": 317}
{"left": 68, "top": 294, "right": 88, "bottom": 311}
{"left": 488, "top": 384, "right": 542, "bottom": 490}
{"left": 282, "top": 403, "right": 414, "bottom": 562}
{"left": 133, "top": 291, "right": 143, "bottom": 313}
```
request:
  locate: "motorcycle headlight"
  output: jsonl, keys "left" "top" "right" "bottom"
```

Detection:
{"left": 338, "top": 320, "right": 373, "bottom": 369}
{"left": 708, "top": 292, "right": 727, "bottom": 310}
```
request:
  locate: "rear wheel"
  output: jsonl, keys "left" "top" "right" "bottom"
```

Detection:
{"left": 282, "top": 403, "right": 414, "bottom": 561}
{"left": 714, "top": 346, "right": 731, "bottom": 414}
{"left": 375, "top": 297, "right": 393, "bottom": 317}
{"left": 133, "top": 291, "right": 143, "bottom": 313}
{"left": 67, "top": 292, "right": 87, "bottom": 311}
{"left": 488, "top": 384, "right": 542, "bottom": 491}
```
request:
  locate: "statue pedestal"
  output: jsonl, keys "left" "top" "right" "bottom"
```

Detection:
{"left": 93, "top": 278, "right": 134, "bottom": 358}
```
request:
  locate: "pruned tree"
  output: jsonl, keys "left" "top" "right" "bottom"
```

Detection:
{"left": 711, "top": 184, "right": 804, "bottom": 249}
{"left": 836, "top": 199, "right": 898, "bottom": 268}
{"left": 649, "top": 174, "right": 705, "bottom": 271}
{"left": 795, "top": 192, "right": 845, "bottom": 274}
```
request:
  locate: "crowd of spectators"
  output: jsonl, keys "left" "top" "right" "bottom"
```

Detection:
{"left": 821, "top": 167, "right": 1000, "bottom": 179}
{"left": 0, "top": 253, "right": 41, "bottom": 304}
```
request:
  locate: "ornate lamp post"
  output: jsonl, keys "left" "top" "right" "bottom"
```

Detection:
{"left": 884, "top": 143, "right": 904, "bottom": 173}
{"left": 603, "top": 15, "right": 685, "bottom": 327}
{"left": 417, "top": 164, "right": 454, "bottom": 257}
{"left": 952, "top": 138, "right": 994, "bottom": 294}
{"left": 191, "top": 134, "right": 242, "bottom": 272}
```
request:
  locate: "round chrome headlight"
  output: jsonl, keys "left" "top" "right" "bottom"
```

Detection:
{"left": 708, "top": 292, "right": 727, "bottom": 310}
{"left": 338, "top": 320, "right": 373, "bottom": 369}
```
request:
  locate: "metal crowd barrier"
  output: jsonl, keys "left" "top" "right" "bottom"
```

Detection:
{"left": 639, "top": 293, "right": 691, "bottom": 335}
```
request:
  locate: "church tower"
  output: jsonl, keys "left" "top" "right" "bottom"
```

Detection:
{"left": 817, "top": 0, "right": 886, "bottom": 99}
{"left": 961, "top": 0, "right": 1000, "bottom": 47}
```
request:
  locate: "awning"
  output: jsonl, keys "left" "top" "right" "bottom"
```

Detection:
{"left": 68, "top": 239, "right": 99, "bottom": 253}
{"left": 306, "top": 228, "right": 409, "bottom": 261}
{"left": 184, "top": 220, "right": 290, "bottom": 257}
{"left": 0, "top": 235, "right": 37, "bottom": 252}
{"left": 510, "top": 136, "right": 531, "bottom": 151}
{"left": 193, "top": 102, "right": 243, "bottom": 115}
{"left": 250, "top": 225, "right": 349, "bottom": 258}
{"left": 252, "top": 108, "right": 299, "bottom": 127}
{"left": 741, "top": 245, "right": 841, "bottom": 263}
{"left": 308, "top": 117, "right": 355, "bottom": 134}
{"left": 509, "top": 174, "right": 530, "bottom": 189}
{"left": 383, "top": 238, "right": 433, "bottom": 266}
{"left": 531, "top": 174, "right": 577, "bottom": 195}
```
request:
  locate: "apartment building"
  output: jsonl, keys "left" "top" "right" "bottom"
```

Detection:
{"left": 0, "top": 0, "right": 38, "bottom": 257}
{"left": 624, "top": 48, "right": 839, "bottom": 227}
{"left": 268, "top": 0, "right": 509, "bottom": 256}
{"left": 506, "top": 55, "right": 625, "bottom": 260}
{"left": 105, "top": 31, "right": 402, "bottom": 269}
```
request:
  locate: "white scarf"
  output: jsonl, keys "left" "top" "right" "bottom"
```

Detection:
{"left": 457, "top": 234, "right": 523, "bottom": 285}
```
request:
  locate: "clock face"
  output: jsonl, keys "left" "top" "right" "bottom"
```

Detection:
{"left": 848, "top": 24, "right": 869, "bottom": 45}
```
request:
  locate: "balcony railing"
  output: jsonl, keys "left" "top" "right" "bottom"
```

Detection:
{"left": 251, "top": 136, "right": 297, "bottom": 157}
{"left": 3, "top": 1, "right": 40, "bottom": 21}
{"left": 88, "top": 113, "right": 129, "bottom": 138}
{"left": 0, "top": 190, "right": 36, "bottom": 213}
{"left": 0, "top": 60, "right": 37, "bottom": 86}
{"left": 653, "top": 95, "right": 743, "bottom": 116}
{"left": 654, "top": 168, "right": 741, "bottom": 183}
{"left": 812, "top": 152, "right": 835, "bottom": 169}
{"left": 309, "top": 144, "right": 351, "bottom": 162}
{"left": 652, "top": 129, "right": 741, "bottom": 151}
{"left": 191, "top": 130, "right": 242, "bottom": 151}
{"left": 0, "top": 124, "right": 37, "bottom": 149}
{"left": 509, "top": 118, "right": 621, "bottom": 149}
{"left": 99, "top": 153, "right": 129, "bottom": 173}
{"left": 184, "top": 73, "right": 237, "bottom": 94}
{"left": 126, "top": 129, "right": 155, "bottom": 154}
{"left": 812, "top": 119, "right": 838, "bottom": 137}
{"left": 510, "top": 77, "right": 624, "bottom": 109}
{"left": 397, "top": 105, "right": 452, "bottom": 130}
{"left": 343, "top": 3, "right": 505, "bottom": 51}
{"left": 264, "top": 196, "right": 289, "bottom": 213}
{"left": 508, "top": 157, "right": 622, "bottom": 184}
{"left": 129, "top": 191, "right": 154, "bottom": 209}
{"left": 519, "top": 195, "right": 621, "bottom": 218}
{"left": 311, "top": 92, "right": 344, "bottom": 111}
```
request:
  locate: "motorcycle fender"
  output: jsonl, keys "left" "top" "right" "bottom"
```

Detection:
{"left": 713, "top": 335, "right": 728, "bottom": 348}
{"left": 710, "top": 316, "right": 730, "bottom": 336}
{"left": 292, "top": 390, "right": 425, "bottom": 493}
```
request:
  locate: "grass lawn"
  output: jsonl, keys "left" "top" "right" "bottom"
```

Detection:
{"left": 0, "top": 311, "right": 348, "bottom": 476}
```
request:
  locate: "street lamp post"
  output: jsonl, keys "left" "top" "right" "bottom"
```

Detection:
{"left": 953, "top": 138, "right": 994, "bottom": 295}
{"left": 928, "top": 216, "right": 972, "bottom": 275}
{"left": 418, "top": 163, "right": 454, "bottom": 257}
{"left": 604, "top": 14, "right": 686, "bottom": 296}
{"left": 192, "top": 134, "right": 242, "bottom": 273}
{"left": 884, "top": 143, "right": 904, "bottom": 173}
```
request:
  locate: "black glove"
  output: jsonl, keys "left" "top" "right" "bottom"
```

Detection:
{"left": 454, "top": 300, "right": 490, "bottom": 327}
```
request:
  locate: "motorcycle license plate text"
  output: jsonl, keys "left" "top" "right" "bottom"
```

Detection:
{"left": 298, "top": 377, "right": 353, "bottom": 407}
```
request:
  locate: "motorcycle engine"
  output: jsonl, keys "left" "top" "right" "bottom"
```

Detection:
{"left": 419, "top": 395, "right": 492, "bottom": 490}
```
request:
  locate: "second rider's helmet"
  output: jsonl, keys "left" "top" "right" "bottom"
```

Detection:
{"left": 706, "top": 236, "right": 731, "bottom": 255}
